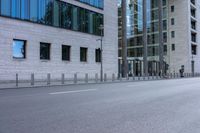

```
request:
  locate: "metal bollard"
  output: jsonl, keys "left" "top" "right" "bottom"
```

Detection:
{"left": 85, "top": 73, "right": 88, "bottom": 83}
{"left": 132, "top": 74, "right": 135, "bottom": 81}
{"left": 112, "top": 73, "right": 115, "bottom": 82}
{"left": 152, "top": 73, "right": 154, "bottom": 80}
{"left": 148, "top": 73, "right": 150, "bottom": 80}
{"left": 74, "top": 73, "right": 77, "bottom": 84}
{"left": 61, "top": 73, "right": 65, "bottom": 84}
{"left": 95, "top": 73, "right": 98, "bottom": 83}
{"left": 119, "top": 74, "right": 122, "bottom": 81}
{"left": 31, "top": 73, "right": 34, "bottom": 86}
{"left": 126, "top": 74, "right": 129, "bottom": 80}
{"left": 156, "top": 73, "right": 159, "bottom": 80}
{"left": 47, "top": 73, "right": 51, "bottom": 85}
{"left": 143, "top": 74, "right": 145, "bottom": 80}
{"left": 104, "top": 73, "right": 107, "bottom": 82}
{"left": 138, "top": 74, "right": 141, "bottom": 80}
{"left": 16, "top": 73, "right": 19, "bottom": 87}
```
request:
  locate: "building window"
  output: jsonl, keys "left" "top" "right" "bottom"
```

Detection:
{"left": 171, "top": 31, "right": 175, "bottom": 38}
{"left": 12, "top": 39, "right": 26, "bottom": 59}
{"left": 171, "top": 18, "right": 175, "bottom": 25}
{"left": 95, "top": 48, "right": 101, "bottom": 62}
{"left": 62, "top": 45, "right": 71, "bottom": 61}
{"left": 40, "top": 42, "right": 50, "bottom": 60}
{"left": 163, "top": 32, "right": 167, "bottom": 43}
{"left": 78, "top": 0, "right": 104, "bottom": 9}
{"left": 30, "top": 0, "right": 38, "bottom": 22}
{"left": 1, "top": 0, "right": 11, "bottom": 16}
{"left": 171, "top": 5, "right": 174, "bottom": 12}
{"left": 172, "top": 44, "right": 175, "bottom": 51}
{"left": 164, "top": 45, "right": 167, "bottom": 52}
{"left": 80, "top": 47, "right": 87, "bottom": 62}
{"left": 60, "top": 3, "right": 72, "bottom": 29}
{"left": 191, "top": 32, "right": 196, "bottom": 42}
{"left": 192, "top": 45, "right": 197, "bottom": 55}
{"left": 191, "top": 8, "right": 196, "bottom": 18}
{"left": 11, "top": 0, "right": 21, "bottom": 18}
{"left": 0, "top": 0, "right": 104, "bottom": 36}
{"left": 191, "top": 0, "right": 195, "bottom": 5}
{"left": 21, "top": 0, "right": 30, "bottom": 20}
{"left": 191, "top": 21, "right": 196, "bottom": 30}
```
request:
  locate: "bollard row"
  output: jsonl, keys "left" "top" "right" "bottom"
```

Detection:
{"left": 13, "top": 72, "right": 200, "bottom": 87}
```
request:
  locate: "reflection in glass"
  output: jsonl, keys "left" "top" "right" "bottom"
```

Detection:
{"left": 1, "top": 0, "right": 11, "bottom": 16}
{"left": 0, "top": 0, "right": 103, "bottom": 36}
{"left": 13, "top": 40, "right": 26, "bottom": 59}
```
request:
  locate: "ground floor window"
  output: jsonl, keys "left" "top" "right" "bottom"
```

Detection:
{"left": 12, "top": 39, "right": 26, "bottom": 59}
{"left": 95, "top": 48, "right": 101, "bottom": 62}
{"left": 62, "top": 45, "right": 71, "bottom": 61}
{"left": 40, "top": 42, "right": 50, "bottom": 60}
{"left": 80, "top": 47, "right": 88, "bottom": 62}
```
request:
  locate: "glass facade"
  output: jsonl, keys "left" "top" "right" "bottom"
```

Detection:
{"left": 118, "top": 0, "right": 168, "bottom": 75}
{"left": 78, "top": 0, "right": 104, "bottom": 9}
{"left": 0, "top": 0, "right": 104, "bottom": 36}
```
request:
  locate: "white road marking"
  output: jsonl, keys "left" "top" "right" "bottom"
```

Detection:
{"left": 127, "top": 84, "right": 143, "bottom": 87}
{"left": 49, "top": 89, "right": 97, "bottom": 95}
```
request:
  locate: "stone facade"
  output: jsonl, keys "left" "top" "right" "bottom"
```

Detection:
{"left": 0, "top": 0, "right": 118, "bottom": 80}
{"left": 167, "top": 0, "right": 200, "bottom": 73}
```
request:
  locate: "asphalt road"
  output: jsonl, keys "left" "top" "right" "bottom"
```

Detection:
{"left": 0, "top": 78, "right": 200, "bottom": 133}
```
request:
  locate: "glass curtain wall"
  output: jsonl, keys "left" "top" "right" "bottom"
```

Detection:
{"left": 146, "top": 0, "right": 168, "bottom": 75}
{"left": 118, "top": 0, "right": 168, "bottom": 76}
{"left": 127, "top": 0, "right": 144, "bottom": 76}
{"left": 0, "top": 0, "right": 104, "bottom": 36}
{"left": 78, "top": 0, "right": 104, "bottom": 9}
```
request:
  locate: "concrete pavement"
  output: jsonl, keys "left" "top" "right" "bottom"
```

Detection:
{"left": 0, "top": 78, "right": 200, "bottom": 133}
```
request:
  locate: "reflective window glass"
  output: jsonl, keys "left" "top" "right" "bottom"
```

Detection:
{"left": 13, "top": 39, "right": 26, "bottom": 59}
{"left": 30, "top": 0, "right": 38, "bottom": 22}
{"left": 12, "top": 0, "right": 21, "bottom": 18}
{"left": 21, "top": 0, "right": 30, "bottom": 20}
{"left": 1, "top": 0, "right": 11, "bottom": 16}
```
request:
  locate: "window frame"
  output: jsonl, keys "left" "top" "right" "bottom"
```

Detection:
{"left": 12, "top": 39, "right": 26, "bottom": 59}
{"left": 171, "top": 31, "right": 175, "bottom": 38}
{"left": 171, "top": 44, "right": 175, "bottom": 51}
{"left": 95, "top": 48, "right": 101, "bottom": 63}
{"left": 80, "top": 47, "right": 88, "bottom": 62}
{"left": 62, "top": 45, "right": 71, "bottom": 61}
{"left": 171, "top": 18, "right": 175, "bottom": 25}
{"left": 171, "top": 5, "right": 174, "bottom": 12}
{"left": 40, "top": 42, "right": 51, "bottom": 60}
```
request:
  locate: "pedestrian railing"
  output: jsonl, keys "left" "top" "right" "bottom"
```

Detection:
{"left": 0, "top": 72, "right": 200, "bottom": 89}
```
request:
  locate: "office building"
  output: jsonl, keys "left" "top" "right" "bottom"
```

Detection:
{"left": 0, "top": 0, "right": 118, "bottom": 80}
{"left": 118, "top": 0, "right": 200, "bottom": 75}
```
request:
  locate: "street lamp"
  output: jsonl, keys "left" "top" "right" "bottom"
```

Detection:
{"left": 97, "top": 24, "right": 104, "bottom": 82}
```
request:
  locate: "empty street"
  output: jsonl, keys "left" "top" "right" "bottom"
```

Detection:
{"left": 0, "top": 78, "right": 200, "bottom": 133}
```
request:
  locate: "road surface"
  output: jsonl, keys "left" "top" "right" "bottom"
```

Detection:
{"left": 0, "top": 78, "right": 200, "bottom": 133}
